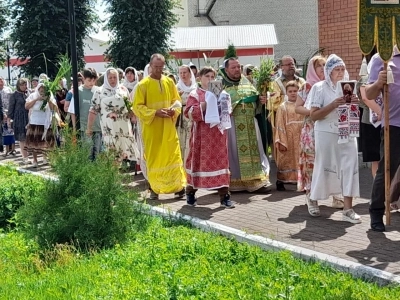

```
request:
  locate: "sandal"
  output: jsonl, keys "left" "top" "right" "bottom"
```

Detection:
{"left": 390, "top": 202, "right": 399, "bottom": 211}
{"left": 306, "top": 194, "right": 320, "bottom": 217}
{"left": 332, "top": 196, "right": 344, "bottom": 209}
{"left": 7, "top": 150, "right": 16, "bottom": 156}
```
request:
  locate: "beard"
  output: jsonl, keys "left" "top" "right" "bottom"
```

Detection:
{"left": 284, "top": 69, "right": 295, "bottom": 77}
{"left": 227, "top": 71, "right": 241, "bottom": 81}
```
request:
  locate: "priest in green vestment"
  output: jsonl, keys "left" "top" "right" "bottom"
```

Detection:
{"left": 220, "top": 58, "right": 271, "bottom": 193}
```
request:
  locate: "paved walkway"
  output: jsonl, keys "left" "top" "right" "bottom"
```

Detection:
{"left": 2, "top": 148, "right": 400, "bottom": 275}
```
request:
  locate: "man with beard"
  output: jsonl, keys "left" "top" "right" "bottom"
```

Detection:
{"left": 268, "top": 56, "right": 305, "bottom": 127}
{"left": 220, "top": 57, "right": 271, "bottom": 193}
{"left": 267, "top": 56, "right": 305, "bottom": 164}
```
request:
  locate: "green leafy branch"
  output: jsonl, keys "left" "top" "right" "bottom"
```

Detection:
{"left": 40, "top": 54, "right": 71, "bottom": 111}
{"left": 253, "top": 57, "right": 275, "bottom": 95}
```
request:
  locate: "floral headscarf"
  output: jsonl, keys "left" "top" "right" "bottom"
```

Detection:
{"left": 324, "top": 54, "right": 348, "bottom": 92}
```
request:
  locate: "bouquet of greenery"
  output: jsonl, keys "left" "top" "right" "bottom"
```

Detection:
{"left": 253, "top": 57, "right": 275, "bottom": 96}
{"left": 123, "top": 95, "right": 134, "bottom": 115}
{"left": 40, "top": 54, "right": 72, "bottom": 111}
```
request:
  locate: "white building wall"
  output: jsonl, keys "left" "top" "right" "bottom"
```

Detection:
{"left": 175, "top": 55, "right": 274, "bottom": 70}
{"left": 173, "top": 0, "right": 189, "bottom": 27}
{"left": 187, "top": 0, "right": 319, "bottom": 67}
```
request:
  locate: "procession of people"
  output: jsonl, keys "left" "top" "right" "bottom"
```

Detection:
{"left": 2, "top": 49, "right": 399, "bottom": 231}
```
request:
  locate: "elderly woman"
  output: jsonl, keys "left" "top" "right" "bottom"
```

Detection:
{"left": 87, "top": 67, "right": 137, "bottom": 163}
{"left": 24, "top": 82, "right": 57, "bottom": 167}
{"left": 176, "top": 65, "right": 197, "bottom": 160}
{"left": 295, "top": 56, "right": 345, "bottom": 215}
{"left": 8, "top": 78, "right": 30, "bottom": 164}
{"left": 308, "top": 54, "right": 361, "bottom": 224}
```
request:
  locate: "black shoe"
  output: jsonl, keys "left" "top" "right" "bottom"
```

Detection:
{"left": 186, "top": 193, "right": 197, "bottom": 206}
{"left": 370, "top": 213, "right": 385, "bottom": 232}
{"left": 255, "top": 185, "right": 272, "bottom": 194}
{"left": 276, "top": 180, "right": 286, "bottom": 191}
{"left": 220, "top": 194, "right": 235, "bottom": 208}
{"left": 174, "top": 188, "right": 185, "bottom": 199}
{"left": 129, "top": 160, "right": 137, "bottom": 171}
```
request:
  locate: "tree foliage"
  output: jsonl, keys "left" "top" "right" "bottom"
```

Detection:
{"left": 0, "top": 1, "right": 11, "bottom": 67}
{"left": 105, "top": 0, "right": 180, "bottom": 70}
{"left": 224, "top": 42, "right": 237, "bottom": 60}
{"left": 10, "top": 0, "right": 98, "bottom": 78}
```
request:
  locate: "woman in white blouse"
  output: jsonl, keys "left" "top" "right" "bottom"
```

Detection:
{"left": 24, "top": 83, "right": 58, "bottom": 167}
{"left": 308, "top": 54, "right": 361, "bottom": 224}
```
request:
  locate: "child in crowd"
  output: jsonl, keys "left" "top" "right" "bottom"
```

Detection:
{"left": 67, "top": 68, "right": 102, "bottom": 161}
{"left": 274, "top": 81, "right": 304, "bottom": 191}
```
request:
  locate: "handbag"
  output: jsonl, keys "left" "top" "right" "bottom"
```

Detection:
{"left": 2, "top": 123, "right": 15, "bottom": 146}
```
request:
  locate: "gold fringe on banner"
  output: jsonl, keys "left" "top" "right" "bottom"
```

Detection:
{"left": 358, "top": 0, "right": 400, "bottom": 61}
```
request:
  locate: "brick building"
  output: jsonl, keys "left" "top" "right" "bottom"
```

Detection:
{"left": 187, "top": 0, "right": 320, "bottom": 69}
{"left": 318, "top": 0, "right": 362, "bottom": 79}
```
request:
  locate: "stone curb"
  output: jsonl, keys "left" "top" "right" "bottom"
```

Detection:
{"left": 3, "top": 162, "right": 399, "bottom": 286}
{"left": 149, "top": 205, "right": 400, "bottom": 287}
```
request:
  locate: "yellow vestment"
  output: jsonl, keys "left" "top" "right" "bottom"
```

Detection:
{"left": 133, "top": 76, "right": 186, "bottom": 194}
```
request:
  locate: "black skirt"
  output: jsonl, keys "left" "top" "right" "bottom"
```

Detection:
{"left": 360, "top": 122, "right": 381, "bottom": 162}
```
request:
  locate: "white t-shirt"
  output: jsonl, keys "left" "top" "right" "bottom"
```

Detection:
{"left": 309, "top": 81, "right": 338, "bottom": 134}
{"left": 26, "top": 95, "right": 47, "bottom": 126}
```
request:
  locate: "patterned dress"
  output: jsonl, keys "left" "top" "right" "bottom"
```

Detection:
{"left": 177, "top": 91, "right": 194, "bottom": 162}
{"left": 274, "top": 100, "right": 304, "bottom": 184}
{"left": 184, "top": 88, "right": 230, "bottom": 189}
{"left": 297, "top": 83, "right": 315, "bottom": 191}
{"left": 91, "top": 86, "right": 137, "bottom": 162}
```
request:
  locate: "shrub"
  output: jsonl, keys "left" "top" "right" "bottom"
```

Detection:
{"left": 0, "top": 166, "right": 45, "bottom": 229}
{"left": 18, "top": 133, "right": 137, "bottom": 250}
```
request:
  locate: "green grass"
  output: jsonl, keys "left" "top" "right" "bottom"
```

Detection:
{"left": 1, "top": 214, "right": 399, "bottom": 300}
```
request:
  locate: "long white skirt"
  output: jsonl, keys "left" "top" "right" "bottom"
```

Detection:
{"left": 310, "top": 131, "right": 359, "bottom": 201}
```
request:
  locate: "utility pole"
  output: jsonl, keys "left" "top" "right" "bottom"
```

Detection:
{"left": 6, "top": 40, "right": 10, "bottom": 85}
{"left": 68, "top": 0, "right": 80, "bottom": 132}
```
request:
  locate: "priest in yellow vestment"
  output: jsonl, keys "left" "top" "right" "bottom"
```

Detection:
{"left": 133, "top": 54, "right": 186, "bottom": 199}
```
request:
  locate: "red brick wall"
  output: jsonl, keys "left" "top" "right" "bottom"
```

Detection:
{"left": 318, "top": 0, "right": 361, "bottom": 79}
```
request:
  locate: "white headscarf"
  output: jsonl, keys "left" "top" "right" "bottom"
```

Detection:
{"left": 123, "top": 67, "right": 138, "bottom": 91}
{"left": 243, "top": 64, "right": 254, "bottom": 76}
{"left": 324, "top": 54, "right": 349, "bottom": 92}
{"left": 26, "top": 83, "right": 55, "bottom": 133}
{"left": 177, "top": 66, "right": 197, "bottom": 93}
{"left": 103, "top": 67, "right": 119, "bottom": 91}
{"left": 39, "top": 73, "right": 48, "bottom": 83}
{"left": 143, "top": 64, "right": 151, "bottom": 77}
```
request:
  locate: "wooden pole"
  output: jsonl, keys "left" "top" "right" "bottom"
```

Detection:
{"left": 383, "top": 62, "right": 391, "bottom": 225}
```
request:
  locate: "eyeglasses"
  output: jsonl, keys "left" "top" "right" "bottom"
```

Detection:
{"left": 281, "top": 63, "right": 295, "bottom": 67}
